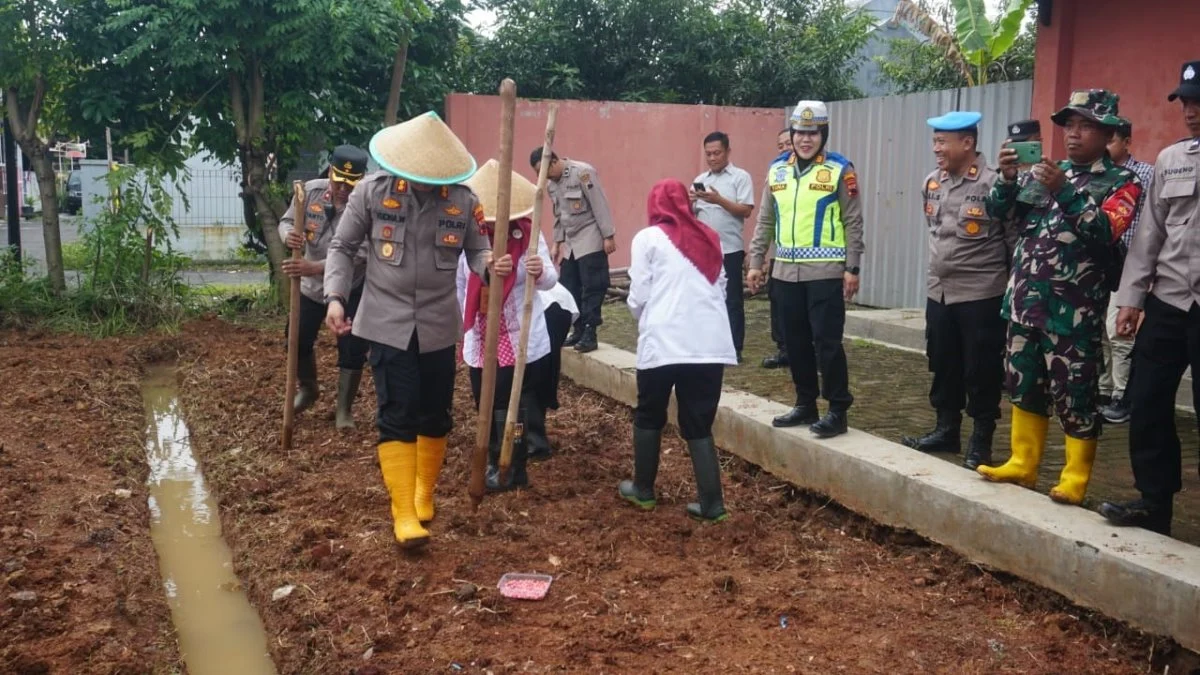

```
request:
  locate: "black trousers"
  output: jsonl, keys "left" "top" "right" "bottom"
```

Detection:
{"left": 776, "top": 278, "right": 852, "bottom": 411}
{"left": 925, "top": 295, "right": 1005, "bottom": 420}
{"left": 635, "top": 364, "right": 725, "bottom": 440}
{"left": 369, "top": 333, "right": 455, "bottom": 443}
{"left": 767, "top": 260, "right": 787, "bottom": 352}
{"left": 560, "top": 250, "right": 609, "bottom": 331}
{"left": 544, "top": 304, "right": 573, "bottom": 410}
{"left": 1126, "top": 296, "right": 1200, "bottom": 499}
{"left": 467, "top": 355, "right": 553, "bottom": 411}
{"left": 723, "top": 252, "right": 745, "bottom": 353}
{"left": 291, "top": 284, "right": 368, "bottom": 370}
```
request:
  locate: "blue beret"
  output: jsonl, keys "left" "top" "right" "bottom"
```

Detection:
{"left": 927, "top": 111, "right": 982, "bottom": 131}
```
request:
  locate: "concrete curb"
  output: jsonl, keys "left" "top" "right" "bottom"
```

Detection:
{"left": 845, "top": 309, "right": 1195, "bottom": 412}
{"left": 562, "top": 343, "right": 1200, "bottom": 653}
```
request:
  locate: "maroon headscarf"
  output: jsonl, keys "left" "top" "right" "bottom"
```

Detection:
{"left": 647, "top": 179, "right": 723, "bottom": 283}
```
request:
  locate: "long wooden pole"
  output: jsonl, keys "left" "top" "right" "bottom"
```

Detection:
{"left": 281, "top": 181, "right": 306, "bottom": 450}
{"left": 468, "top": 78, "right": 517, "bottom": 508}
{"left": 498, "top": 105, "right": 557, "bottom": 481}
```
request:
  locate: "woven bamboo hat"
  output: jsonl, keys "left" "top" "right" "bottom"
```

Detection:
{"left": 368, "top": 111, "right": 477, "bottom": 185}
{"left": 464, "top": 158, "right": 536, "bottom": 222}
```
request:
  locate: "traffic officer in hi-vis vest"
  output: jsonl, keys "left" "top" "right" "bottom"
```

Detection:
{"left": 278, "top": 145, "right": 370, "bottom": 431}
{"left": 324, "top": 112, "right": 513, "bottom": 550}
{"left": 747, "top": 100, "right": 866, "bottom": 439}
{"left": 901, "top": 112, "right": 1017, "bottom": 470}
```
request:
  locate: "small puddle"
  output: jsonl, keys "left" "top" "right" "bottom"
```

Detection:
{"left": 141, "top": 365, "right": 277, "bottom": 675}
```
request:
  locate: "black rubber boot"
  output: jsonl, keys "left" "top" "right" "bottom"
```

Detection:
{"left": 523, "top": 392, "right": 553, "bottom": 461}
{"left": 563, "top": 324, "right": 583, "bottom": 347}
{"left": 486, "top": 407, "right": 530, "bottom": 492}
{"left": 761, "top": 350, "right": 789, "bottom": 369}
{"left": 810, "top": 410, "right": 848, "bottom": 439}
{"left": 962, "top": 417, "right": 996, "bottom": 469}
{"left": 574, "top": 325, "right": 598, "bottom": 353}
{"left": 900, "top": 410, "right": 962, "bottom": 454}
{"left": 334, "top": 369, "right": 362, "bottom": 430}
{"left": 293, "top": 352, "right": 320, "bottom": 415}
{"left": 772, "top": 403, "right": 819, "bottom": 428}
{"left": 1099, "top": 496, "right": 1173, "bottom": 535}
{"left": 618, "top": 426, "right": 661, "bottom": 510}
{"left": 685, "top": 437, "right": 729, "bottom": 523}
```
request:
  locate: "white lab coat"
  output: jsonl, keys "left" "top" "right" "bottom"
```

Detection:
{"left": 457, "top": 237, "right": 558, "bottom": 368}
{"left": 627, "top": 225, "right": 737, "bottom": 370}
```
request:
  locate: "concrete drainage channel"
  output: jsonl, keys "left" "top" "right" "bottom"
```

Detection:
{"left": 561, "top": 343, "right": 1200, "bottom": 655}
{"left": 141, "top": 365, "right": 277, "bottom": 674}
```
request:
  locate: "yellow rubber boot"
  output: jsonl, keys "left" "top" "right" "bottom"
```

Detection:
{"left": 1049, "top": 435, "right": 1098, "bottom": 505}
{"left": 415, "top": 435, "right": 448, "bottom": 523}
{"left": 977, "top": 406, "right": 1048, "bottom": 488}
{"left": 377, "top": 441, "right": 430, "bottom": 549}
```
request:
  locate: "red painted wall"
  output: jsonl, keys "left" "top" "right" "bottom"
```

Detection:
{"left": 1032, "top": 0, "right": 1198, "bottom": 162}
{"left": 446, "top": 94, "right": 786, "bottom": 268}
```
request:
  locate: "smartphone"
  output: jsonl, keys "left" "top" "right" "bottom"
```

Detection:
{"left": 1010, "top": 141, "right": 1042, "bottom": 165}
{"left": 693, "top": 182, "right": 706, "bottom": 192}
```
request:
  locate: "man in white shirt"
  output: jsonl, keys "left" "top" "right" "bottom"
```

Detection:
{"left": 691, "top": 131, "right": 755, "bottom": 360}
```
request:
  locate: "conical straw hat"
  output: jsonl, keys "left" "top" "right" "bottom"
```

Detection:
{"left": 368, "top": 111, "right": 477, "bottom": 185}
{"left": 464, "top": 158, "right": 536, "bottom": 222}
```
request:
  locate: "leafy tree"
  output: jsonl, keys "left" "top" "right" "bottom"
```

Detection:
{"left": 886, "top": 0, "right": 1034, "bottom": 89}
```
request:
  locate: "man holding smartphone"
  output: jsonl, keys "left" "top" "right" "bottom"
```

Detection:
{"left": 978, "top": 89, "right": 1142, "bottom": 507}
{"left": 691, "top": 131, "right": 755, "bottom": 362}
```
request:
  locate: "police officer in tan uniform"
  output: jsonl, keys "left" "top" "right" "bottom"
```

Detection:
{"left": 1100, "top": 59, "right": 1200, "bottom": 536}
{"left": 529, "top": 149, "right": 616, "bottom": 353}
{"left": 902, "top": 112, "right": 1016, "bottom": 470}
{"left": 324, "top": 112, "right": 512, "bottom": 550}
{"left": 278, "top": 145, "right": 369, "bottom": 430}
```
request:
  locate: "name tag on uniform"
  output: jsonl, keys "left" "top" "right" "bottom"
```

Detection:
{"left": 438, "top": 219, "right": 466, "bottom": 230}
{"left": 375, "top": 210, "right": 405, "bottom": 223}
{"left": 808, "top": 183, "right": 836, "bottom": 193}
{"left": 770, "top": 183, "right": 787, "bottom": 192}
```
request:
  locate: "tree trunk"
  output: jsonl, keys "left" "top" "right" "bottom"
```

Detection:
{"left": 29, "top": 150, "right": 64, "bottom": 291}
{"left": 245, "top": 150, "right": 288, "bottom": 302}
{"left": 383, "top": 35, "right": 410, "bottom": 127}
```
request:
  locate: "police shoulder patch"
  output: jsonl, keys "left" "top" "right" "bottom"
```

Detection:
{"left": 473, "top": 203, "right": 486, "bottom": 225}
{"left": 844, "top": 170, "right": 859, "bottom": 198}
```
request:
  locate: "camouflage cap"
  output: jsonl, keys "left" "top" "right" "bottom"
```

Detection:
{"left": 1050, "top": 89, "right": 1123, "bottom": 128}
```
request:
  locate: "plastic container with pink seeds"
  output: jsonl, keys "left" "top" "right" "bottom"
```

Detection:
{"left": 497, "top": 573, "right": 554, "bottom": 600}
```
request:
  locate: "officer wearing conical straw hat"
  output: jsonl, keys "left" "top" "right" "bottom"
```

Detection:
{"left": 278, "top": 145, "right": 370, "bottom": 431}
{"left": 324, "top": 112, "right": 517, "bottom": 550}
{"left": 457, "top": 159, "right": 559, "bottom": 492}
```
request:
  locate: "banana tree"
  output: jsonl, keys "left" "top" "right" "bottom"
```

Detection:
{"left": 894, "top": 0, "right": 1034, "bottom": 87}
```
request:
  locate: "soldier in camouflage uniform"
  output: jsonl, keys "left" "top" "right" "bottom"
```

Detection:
{"left": 979, "top": 90, "right": 1143, "bottom": 505}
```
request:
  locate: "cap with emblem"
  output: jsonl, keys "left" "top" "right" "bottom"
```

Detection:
{"left": 327, "top": 145, "right": 368, "bottom": 185}
{"left": 1007, "top": 119, "right": 1041, "bottom": 141}
{"left": 789, "top": 100, "right": 830, "bottom": 132}
{"left": 1169, "top": 60, "right": 1200, "bottom": 102}
{"left": 463, "top": 158, "right": 536, "bottom": 222}
{"left": 368, "top": 111, "right": 477, "bottom": 185}
{"left": 1051, "top": 89, "right": 1124, "bottom": 127}
{"left": 927, "top": 110, "right": 982, "bottom": 131}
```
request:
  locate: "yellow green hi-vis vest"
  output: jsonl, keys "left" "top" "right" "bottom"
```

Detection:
{"left": 768, "top": 154, "right": 848, "bottom": 263}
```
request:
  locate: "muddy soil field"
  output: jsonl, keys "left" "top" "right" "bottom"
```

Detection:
{"left": 0, "top": 332, "right": 180, "bottom": 674}
{"left": 172, "top": 319, "right": 1179, "bottom": 674}
{"left": 0, "top": 320, "right": 1194, "bottom": 674}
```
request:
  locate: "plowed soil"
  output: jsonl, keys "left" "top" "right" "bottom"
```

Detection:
{"left": 172, "top": 319, "right": 1178, "bottom": 674}
{"left": 0, "top": 320, "right": 1194, "bottom": 674}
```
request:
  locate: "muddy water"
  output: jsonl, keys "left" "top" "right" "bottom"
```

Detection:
{"left": 142, "top": 365, "right": 277, "bottom": 675}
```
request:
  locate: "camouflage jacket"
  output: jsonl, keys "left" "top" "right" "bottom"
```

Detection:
{"left": 986, "top": 155, "right": 1142, "bottom": 337}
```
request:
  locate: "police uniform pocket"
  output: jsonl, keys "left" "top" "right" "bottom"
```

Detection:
{"left": 924, "top": 200, "right": 941, "bottom": 228}
{"left": 1165, "top": 212, "right": 1191, "bottom": 229}
{"left": 956, "top": 203, "right": 990, "bottom": 239}
{"left": 1161, "top": 177, "right": 1196, "bottom": 201}
{"left": 434, "top": 219, "right": 466, "bottom": 270}
{"left": 372, "top": 221, "right": 404, "bottom": 266}
{"left": 563, "top": 188, "right": 589, "bottom": 217}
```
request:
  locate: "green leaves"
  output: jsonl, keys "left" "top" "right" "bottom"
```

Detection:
{"left": 989, "top": 0, "right": 1034, "bottom": 59}
{"left": 892, "top": 0, "right": 1034, "bottom": 88}
{"left": 951, "top": 0, "right": 991, "bottom": 55}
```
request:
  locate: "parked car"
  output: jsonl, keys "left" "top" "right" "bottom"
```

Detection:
{"left": 64, "top": 172, "right": 82, "bottom": 215}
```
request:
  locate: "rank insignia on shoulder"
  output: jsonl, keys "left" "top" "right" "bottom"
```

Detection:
{"left": 381, "top": 225, "right": 394, "bottom": 239}
{"left": 322, "top": 190, "right": 331, "bottom": 201}
{"left": 394, "top": 179, "right": 408, "bottom": 193}
{"left": 440, "top": 186, "right": 450, "bottom": 199}
{"left": 441, "top": 232, "right": 461, "bottom": 246}
{"left": 964, "top": 221, "right": 981, "bottom": 235}
{"left": 444, "top": 204, "right": 463, "bottom": 216}
{"left": 381, "top": 197, "right": 401, "bottom": 209}
{"left": 308, "top": 203, "right": 323, "bottom": 213}
{"left": 380, "top": 241, "right": 396, "bottom": 259}
{"left": 816, "top": 169, "right": 832, "bottom": 184}
{"left": 968, "top": 165, "right": 979, "bottom": 178}
{"left": 927, "top": 180, "right": 939, "bottom": 191}
{"left": 787, "top": 154, "right": 796, "bottom": 165}
{"left": 967, "top": 206, "right": 984, "bottom": 217}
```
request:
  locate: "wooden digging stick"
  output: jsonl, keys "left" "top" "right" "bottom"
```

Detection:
{"left": 468, "top": 78, "right": 518, "bottom": 508}
{"left": 498, "top": 104, "right": 558, "bottom": 482}
{"left": 281, "top": 181, "right": 307, "bottom": 450}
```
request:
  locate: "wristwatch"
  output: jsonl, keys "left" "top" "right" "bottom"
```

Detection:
{"left": 846, "top": 266, "right": 860, "bottom": 275}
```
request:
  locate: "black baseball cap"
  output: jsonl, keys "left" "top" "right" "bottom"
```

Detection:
{"left": 1007, "top": 119, "right": 1041, "bottom": 141}
{"left": 1168, "top": 60, "right": 1200, "bottom": 102}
